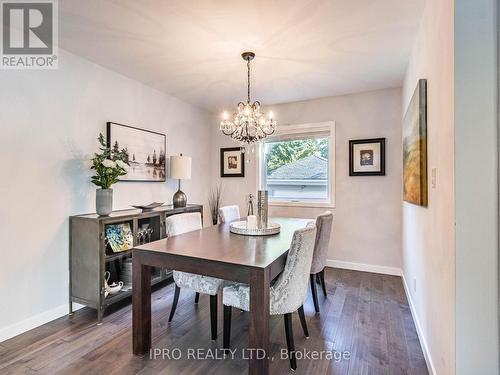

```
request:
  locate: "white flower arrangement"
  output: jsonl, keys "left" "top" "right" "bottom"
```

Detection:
{"left": 102, "top": 159, "right": 116, "bottom": 168}
{"left": 115, "top": 160, "right": 128, "bottom": 170}
{"left": 90, "top": 133, "right": 129, "bottom": 189}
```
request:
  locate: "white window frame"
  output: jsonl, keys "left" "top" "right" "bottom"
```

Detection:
{"left": 257, "top": 121, "right": 336, "bottom": 208}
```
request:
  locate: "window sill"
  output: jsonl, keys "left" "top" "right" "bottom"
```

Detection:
{"left": 268, "top": 201, "right": 335, "bottom": 209}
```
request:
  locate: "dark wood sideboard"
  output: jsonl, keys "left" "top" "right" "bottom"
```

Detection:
{"left": 69, "top": 204, "right": 203, "bottom": 323}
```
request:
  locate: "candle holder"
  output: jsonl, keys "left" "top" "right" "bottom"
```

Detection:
{"left": 257, "top": 190, "right": 268, "bottom": 229}
{"left": 247, "top": 193, "right": 255, "bottom": 216}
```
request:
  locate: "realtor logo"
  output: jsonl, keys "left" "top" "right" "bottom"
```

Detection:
{"left": 1, "top": 0, "right": 58, "bottom": 69}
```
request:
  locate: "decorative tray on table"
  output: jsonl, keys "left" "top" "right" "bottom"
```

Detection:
{"left": 229, "top": 221, "right": 281, "bottom": 236}
{"left": 131, "top": 202, "right": 164, "bottom": 211}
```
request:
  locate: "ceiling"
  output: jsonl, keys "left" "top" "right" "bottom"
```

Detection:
{"left": 59, "top": 0, "right": 424, "bottom": 112}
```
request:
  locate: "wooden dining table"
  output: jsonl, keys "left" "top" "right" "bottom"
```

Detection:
{"left": 132, "top": 217, "right": 312, "bottom": 375}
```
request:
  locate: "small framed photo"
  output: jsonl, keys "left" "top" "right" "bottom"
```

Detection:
{"left": 220, "top": 147, "right": 245, "bottom": 177}
{"left": 349, "top": 138, "right": 385, "bottom": 176}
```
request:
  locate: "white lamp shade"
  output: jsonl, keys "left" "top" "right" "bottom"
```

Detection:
{"left": 170, "top": 155, "right": 192, "bottom": 180}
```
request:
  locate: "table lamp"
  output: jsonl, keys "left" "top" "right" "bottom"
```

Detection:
{"left": 170, "top": 154, "right": 192, "bottom": 208}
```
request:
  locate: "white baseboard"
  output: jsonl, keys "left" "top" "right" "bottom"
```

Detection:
{"left": 326, "top": 259, "right": 402, "bottom": 276}
{"left": 401, "top": 274, "right": 436, "bottom": 375}
{"left": 0, "top": 303, "right": 84, "bottom": 343}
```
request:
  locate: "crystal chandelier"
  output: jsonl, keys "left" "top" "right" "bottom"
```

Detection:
{"left": 220, "top": 52, "right": 277, "bottom": 144}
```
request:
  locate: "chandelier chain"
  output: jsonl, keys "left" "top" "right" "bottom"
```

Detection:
{"left": 247, "top": 59, "right": 251, "bottom": 104}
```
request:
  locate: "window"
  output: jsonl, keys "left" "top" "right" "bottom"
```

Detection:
{"left": 259, "top": 122, "right": 335, "bottom": 207}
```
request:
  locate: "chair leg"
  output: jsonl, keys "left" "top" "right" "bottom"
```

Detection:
{"left": 210, "top": 294, "right": 218, "bottom": 340}
{"left": 223, "top": 305, "right": 232, "bottom": 349}
{"left": 297, "top": 305, "right": 309, "bottom": 338}
{"left": 310, "top": 274, "right": 320, "bottom": 313}
{"left": 168, "top": 285, "right": 181, "bottom": 322}
{"left": 284, "top": 313, "right": 297, "bottom": 371}
{"left": 316, "top": 273, "right": 321, "bottom": 284}
{"left": 195, "top": 292, "right": 200, "bottom": 304}
{"left": 319, "top": 270, "right": 327, "bottom": 298}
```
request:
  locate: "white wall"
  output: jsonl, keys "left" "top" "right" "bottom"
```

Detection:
{"left": 402, "top": 0, "right": 455, "bottom": 374}
{"left": 0, "top": 50, "right": 212, "bottom": 341}
{"left": 211, "top": 88, "right": 403, "bottom": 273}
{"left": 403, "top": 0, "right": 500, "bottom": 373}
{"left": 455, "top": 0, "right": 498, "bottom": 373}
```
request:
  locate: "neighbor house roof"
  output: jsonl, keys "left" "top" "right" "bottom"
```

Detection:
{"left": 268, "top": 155, "right": 327, "bottom": 180}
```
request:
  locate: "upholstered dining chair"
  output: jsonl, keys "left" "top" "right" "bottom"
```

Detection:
{"left": 218, "top": 205, "right": 240, "bottom": 223}
{"left": 166, "top": 212, "right": 224, "bottom": 340}
{"left": 222, "top": 222, "right": 317, "bottom": 371}
{"left": 310, "top": 211, "right": 334, "bottom": 313}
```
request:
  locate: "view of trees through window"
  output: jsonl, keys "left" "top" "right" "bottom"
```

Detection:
{"left": 263, "top": 137, "right": 330, "bottom": 202}
{"left": 266, "top": 138, "right": 328, "bottom": 172}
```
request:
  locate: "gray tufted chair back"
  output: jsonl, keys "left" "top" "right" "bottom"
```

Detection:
{"left": 310, "top": 211, "right": 333, "bottom": 274}
{"left": 218, "top": 205, "right": 240, "bottom": 223}
{"left": 166, "top": 212, "right": 202, "bottom": 236}
{"left": 166, "top": 212, "right": 222, "bottom": 297}
{"left": 270, "top": 222, "right": 317, "bottom": 314}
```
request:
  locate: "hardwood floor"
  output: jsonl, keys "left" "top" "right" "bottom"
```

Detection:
{"left": 0, "top": 268, "right": 428, "bottom": 375}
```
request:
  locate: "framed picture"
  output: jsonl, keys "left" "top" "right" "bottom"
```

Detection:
{"left": 403, "top": 79, "right": 427, "bottom": 206}
{"left": 106, "top": 122, "right": 166, "bottom": 182}
{"left": 220, "top": 147, "right": 245, "bottom": 177}
{"left": 349, "top": 138, "right": 386, "bottom": 176}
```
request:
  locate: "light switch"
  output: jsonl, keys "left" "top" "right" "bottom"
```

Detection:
{"left": 431, "top": 168, "right": 437, "bottom": 189}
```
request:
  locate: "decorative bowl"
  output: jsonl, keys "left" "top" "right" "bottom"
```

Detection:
{"left": 131, "top": 202, "right": 164, "bottom": 211}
